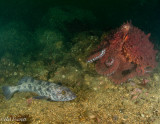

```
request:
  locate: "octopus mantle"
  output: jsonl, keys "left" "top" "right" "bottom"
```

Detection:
{"left": 87, "top": 22, "right": 157, "bottom": 84}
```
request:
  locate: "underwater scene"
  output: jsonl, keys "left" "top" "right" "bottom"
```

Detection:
{"left": 0, "top": 0, "right": 160, "bottom": 123}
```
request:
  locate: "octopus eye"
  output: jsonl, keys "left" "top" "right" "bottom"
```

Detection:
{"left": 121, "top": 23, "right": 131, "bottom": 35}
{"left": 61, "top": 90, "right": 66, "bottom": 95}
{"left": 123, "top": 24, "right": 130, "bottom": 31}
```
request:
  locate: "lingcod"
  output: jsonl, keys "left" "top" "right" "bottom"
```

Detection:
{"left": 2, "top": 76, "right": 76, "bottom": 101}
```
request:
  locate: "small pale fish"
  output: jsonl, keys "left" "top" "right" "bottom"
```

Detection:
{"left": 2, "top": 77, "right": 76, "bottom": 101}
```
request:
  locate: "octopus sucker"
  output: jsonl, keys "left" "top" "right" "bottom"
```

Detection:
{"left": 95, "top": 57, "right": 119, "bottom": 76}
{"left": 87, "top": 49, "right": 106, "bottom": 63}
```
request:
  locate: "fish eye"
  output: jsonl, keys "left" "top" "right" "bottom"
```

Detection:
{"left": 61, "top": 90, "right": 66, "bottom": 95}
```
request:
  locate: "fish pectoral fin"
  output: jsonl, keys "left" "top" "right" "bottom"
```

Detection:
{"left": 33, "top": 96, "right": 47, "bottom": 99}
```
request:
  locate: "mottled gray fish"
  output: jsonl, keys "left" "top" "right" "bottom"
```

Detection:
{"left": 2, "top": 77, "right": 76, "bottom": 101}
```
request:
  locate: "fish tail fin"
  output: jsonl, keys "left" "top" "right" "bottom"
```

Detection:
{"left": 2, "top": 86, "right": 14, "bottom": 99}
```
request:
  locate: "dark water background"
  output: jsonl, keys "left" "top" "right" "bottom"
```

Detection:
{"left": 0, "top": 0, "right": 159, "bottom": 62}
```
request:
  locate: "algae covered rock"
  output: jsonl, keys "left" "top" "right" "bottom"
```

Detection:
{"left": 42, "top": 6, "right": 96, "bottom": 34}
{"left": 34, "top": 6, "right": 97, "bottom": 63}
{"left": 0, "top": 22, "right": 38, "bottom": 62}
{"left": 35, "top": 29, "right": 66, "bottom": 62}
{"left": 71, "top": 31, "right": 100, "bottom": 69}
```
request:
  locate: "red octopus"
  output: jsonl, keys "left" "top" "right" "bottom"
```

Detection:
{"left": 87, "top": 22, "right": 157, "bottom": 84}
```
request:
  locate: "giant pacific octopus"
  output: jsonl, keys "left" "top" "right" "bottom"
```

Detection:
{"left": 87, "top": 22, "right": 157, "bottom": 84}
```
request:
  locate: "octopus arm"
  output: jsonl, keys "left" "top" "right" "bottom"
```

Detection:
{"left": 95, "top": 57, "right": 120, "bottom": 76}
{"left": 87, "top": 49, "right": 106, "bottom": 63}
{"left": 111, "top": 70, "right": 138, "bottom": 84}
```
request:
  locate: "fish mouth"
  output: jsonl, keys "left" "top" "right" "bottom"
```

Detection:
{"left": 60, "top": 94, "right": 76, "bottom": 101}
{"left": 72, "top": 94, "right": 77, "bottom": 100}
{"left": 68, "top": 94, "right": 76, "bottom": 101}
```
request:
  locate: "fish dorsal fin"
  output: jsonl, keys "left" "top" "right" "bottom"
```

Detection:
{"left": 18, "top": 76, "right": 34, "bottom": 85}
